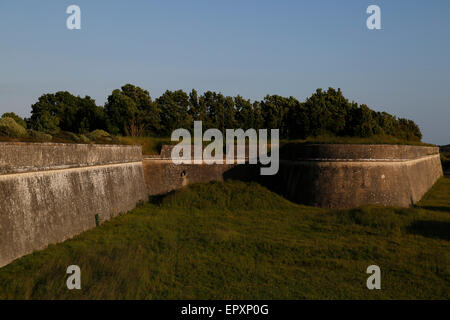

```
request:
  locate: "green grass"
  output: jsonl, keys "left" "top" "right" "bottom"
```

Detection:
{"left": 119, "top": 136, "right": 174, "bottom": 155}
{"left": 0, "top": 179, "right": 449, "bottom": 300}
{"left": 281, "top": 134, "right": 434, "bottom": 146}
{"left": 1, "top": 133, "right": 433, "bottom": 154}
{"left": 0, "top": 130, "right": 119, "bottom": 145}
{"left": 119, "top": 134, "right": 434, "bottom": 156}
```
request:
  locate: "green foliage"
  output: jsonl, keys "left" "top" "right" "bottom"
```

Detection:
{"left": 51, "top": 131, "right": 88, "bottom": 144}
{"left": 29, "top": 91, "right": 106, "bottom": 134}
{"left": 105, "top": 84, "right": 160, "bottom": 136}
{"left": 119, "top": 136, "right": 173, "bottom": 154}
{"left": 282, "top": 134, "right": 432, "bottom": 146}
{"left": 0, "top": 178, "right": 449, "bottom": 299}
{"left": 0, "top": 117, "right": 27, "bottom": 138}
{"left": 30, "top": 109, "right": 60, "bottom": 134}
{"left": 27, "top": 130, "right": 52, "bottom": 142}
{"left": 234, "top": 95, "right": 254, "bottom": 130}
{"left": 286, "top": 88, "right": 422, "bottom": 141}
{"left": 188, "top": 89, "right": 206, "bottom": 124}
{"left": 260, "top": 95, "right": 291, "bottom": 135}
{"left": 87, "top": 129, "right": 119, "bottom": 144}
{"left": 156, "top": 90, "right": 192, "bottom": 136}
{"left": 87, "top": 129, "right": 110, "bottom": 139}
{"left": 78, "top": 134, "right": 91, "bottom": 144}
{"left": 17, "top": 85, "right": 423, "bottom": 143}
{"left": 1, "top": 112, "right": 27, "bottom": 128}
{"left": 201, "top": 91, "right": 236, "bottom": 132}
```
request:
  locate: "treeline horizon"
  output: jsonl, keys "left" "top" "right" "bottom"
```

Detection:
{"left": 5, "top": 85, "right": 422, "bottom": 141}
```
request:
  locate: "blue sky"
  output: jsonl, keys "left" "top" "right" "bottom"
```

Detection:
{"left": 0, "top": 0, "right": 449, "bottom": 144}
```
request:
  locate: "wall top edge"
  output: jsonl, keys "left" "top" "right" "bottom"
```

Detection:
{"left": 0, "top": 142, "right": 143, "bottom": 175}
{"left": 300, "top": 143, "right": 437, "bottom": 148}
{"left": 0, "top": 142, "right": 141, "bottom": 148}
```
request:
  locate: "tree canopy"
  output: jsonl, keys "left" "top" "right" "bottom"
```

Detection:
{"left": 25, "top": 85, "right": 422, "bottom": 142}
{"left": 29, "top": 91, "right": 106, "bottom": 134}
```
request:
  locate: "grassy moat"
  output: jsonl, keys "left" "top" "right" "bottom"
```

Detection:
{"left": 0, "top": 178, "right": 448, "bottom": 299}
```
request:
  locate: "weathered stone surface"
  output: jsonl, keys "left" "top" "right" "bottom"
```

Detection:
{"left": 143, "top": 159, "right": 236, "bottom": 195}
{"left": 144, "top": 144, "right": 443, "bottom": 208}
{"left": 0, "top": 143, "right": 147, "bottom": 267}
{"left": 279, "top": 143, "right": 439, "bottom": 161}
{"left": 272, "top": 154, "right": 443, "bottom": 208}
{"left": 0, "top": 142, "right": 142, "bottom": 174}
{"left": 0, "top": 143, "right": 444, "bottom": 267}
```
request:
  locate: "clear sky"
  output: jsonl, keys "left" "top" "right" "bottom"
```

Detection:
{"left": 0, "top": 0, "right": 449, "bottom": 144}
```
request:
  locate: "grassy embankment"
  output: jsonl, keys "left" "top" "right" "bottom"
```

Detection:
{"left": 0, "top": 127, "right": 433, "bottom": 155}
{"left": 119, "top": 136, "right": 173, "bottom": 155}
{"left": 119, "top": 134, "right": 434, "bottom": 156}
{"left": 288, "top": 134, "right": 434, "bottom": 146}
{"left": 0, "top": 130, "right": 120, "bottom": 145}
{"left": 0, "top": 175, "right": 448, "bottom": 299}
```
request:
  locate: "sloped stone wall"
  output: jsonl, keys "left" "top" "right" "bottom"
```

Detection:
{"left": 273, "top": 154, "right": 443, "bottom": 208}
{"left": 143, "top": 159, "right": 236, "bottom": 195}
{"left": 0, "top": 143, "right": 147, "bottom": 267}
{"left": 143, "top": 144, "right": 443, "bottom": 209}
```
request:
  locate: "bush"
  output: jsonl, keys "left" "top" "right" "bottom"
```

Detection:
{"left": 87, "top": 129, "right": 110, "bottom": 140}
{"left": 78, "top": 134, "right": 91, "bottom": 144}
{"left": 1, "top": 112, "right": 27, "bottom": 128}
{"left": 27, "top": 130, "right": 52, "bottom": 142}
{"left": 87, "top": 130, "right": 119, "bottom": 144}
{"left": 51, "top": 131, "right": 92, "bottom": 144}
{"left": 63, "top": 131, "right": 81, "bottom": 142}
{"left": 0, "top": 117, "right": 27, "bottom": 138}
{"left": 119, "top": 136, "right": 174, "bottom": 155}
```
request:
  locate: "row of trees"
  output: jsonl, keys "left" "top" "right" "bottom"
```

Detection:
{"left": 25, "top": 85, "right": 422, "bottom": 141}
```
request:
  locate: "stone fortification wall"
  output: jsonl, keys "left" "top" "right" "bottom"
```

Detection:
{"left": 0, "top": 142, "right": 142, "bottom": 174}
{"left": 143, "top": 159, "right": 236, "bottom": 195}
{"left": 279, "top": 143, "right": 438, "bottom": 160}
{"left": 0, "top": 143, "right": 147, "bottom": 267}
{"left": 143, "top": 144, "right": 443, "bottom": 209}
{"left": 273, "top": 154, "right": 442, "bottom": 208}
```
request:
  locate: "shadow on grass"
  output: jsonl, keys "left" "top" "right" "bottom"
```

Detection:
{"left": 407, "top": 220, "right": 450, "bottom": 241}
{"left": 148, "top": 191, "right": 175, "bottom": 206}
{"left": 418, "top": 206, "right": 450, "bottom": 213}
{"left": 222, "top": 163, "right": 317, "bottom": 207}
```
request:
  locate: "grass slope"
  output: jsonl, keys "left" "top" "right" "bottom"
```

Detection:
{"left": 119, "top": 136, "right": 173, "bottom": 155}
{"left": 0, "top": 179, "right": 449, "bottom": 300}
{"left": 119, "top": 135, "right": 434, "bottom": 156}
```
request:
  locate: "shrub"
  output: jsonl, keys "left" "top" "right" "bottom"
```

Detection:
{"left": 0, "top": 117, "right": 27, "bottom": 138}
{"left": 1, "top": 112, "right": 27, "bottom": 128}
{"left": 78, "top": 134, "right": 91, "bottom": 144}
{"left": 119, "top": 136, "right": 174, "bottom": 155}
{"left": 87, "top": 130, "right": 119, "bottom": 144}
{"left": 27, "top": 130, "right": 52, "bottom": 142}
{"left": 88, "top": 129, "right": 110, "bottom": 140}
{"left": 63, "top": 131, "right": 81, "bottom": 142}
{"left": 52, "top": 131, "right": 92, "bottom": 144}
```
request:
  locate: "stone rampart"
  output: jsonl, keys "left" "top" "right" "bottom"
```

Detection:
{"left": 0, "top": 143, "right": 147, "bottom": 267}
